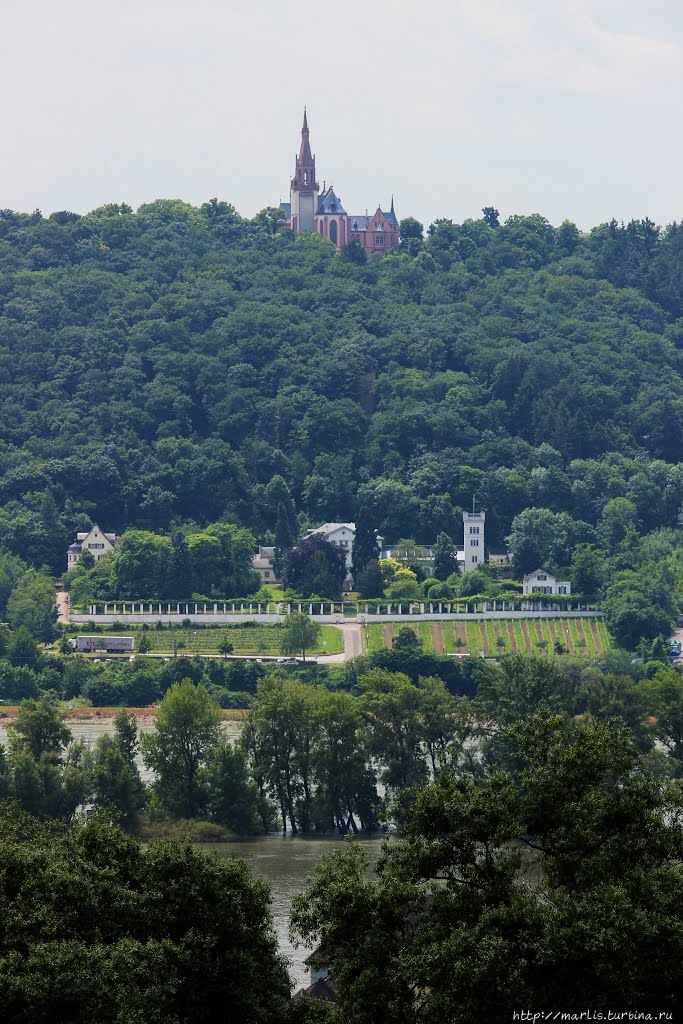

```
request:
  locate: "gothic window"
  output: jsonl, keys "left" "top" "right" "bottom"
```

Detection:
{"left": 330, "top": 220, "right": 338, "bottom": 244}
{"left": 375, "top": 234, "right": 384, "bottom": 246}
{"left": 304, "top": 170, "right": 308, "bottom": 185}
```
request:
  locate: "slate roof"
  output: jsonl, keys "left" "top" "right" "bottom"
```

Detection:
{"left": 385, "top": 197, "right": 398, "bottom": 226}
{"left": 307, "top": 523, "right": 355, "bottom": 537}
{"left": 279, "top": 201, "right": 291, "bottom": 220}
{"left": 349, "top": 215, "right": 371, "bottom": 230}
{"left": 317, "top": 187, "right": 346, "bottom": 215}
{"left": 293, "top": 977, "right": 337, "bottom": 1003}
{"left": 76, "top": 531, "right": 118, "bottom": 544}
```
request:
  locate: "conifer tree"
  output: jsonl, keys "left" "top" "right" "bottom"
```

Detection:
{"left": 433, "top": 532, "right": 458, "bottom": 580}
{"left": 352, "top": 508, "right": 379, "bottom": 578}
{"left": 169, "top": 532, "right": 193, "bottom": 599}
{"left": 273, "top": 502, "right": 297, "bottom": 578}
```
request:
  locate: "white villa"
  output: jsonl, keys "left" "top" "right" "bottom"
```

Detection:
{"left": 252, "top": 545, "right": 279, "bottom": 585}
{"left": 67, "top": 525, "right": 119, "bottom": 569}
{"left": 522, "top": 569, "right": 571, "bottom": 596}
{"left": 305, "top": 522, "right": 357, "bottom": 575}
{"left": 253, "top": 523, "right": 383, "bottom": 588}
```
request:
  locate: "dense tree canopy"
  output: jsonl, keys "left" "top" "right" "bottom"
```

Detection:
{"left": 291, "top": 713, "right": 683, "bottom": 1022}
{"left": 0, "top": 804, "right": 291, "bottom": 1023}
{"left": 0, "top": 204, "right": 682, "bottom": 572}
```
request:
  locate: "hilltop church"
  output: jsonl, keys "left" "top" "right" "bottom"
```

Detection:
{"left": 279, "top": 110, "right": 399, "bottom": 256}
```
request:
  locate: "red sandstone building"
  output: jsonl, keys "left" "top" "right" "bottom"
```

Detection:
{"left": 279, "top": 110, "right": 399, "bottom": 256}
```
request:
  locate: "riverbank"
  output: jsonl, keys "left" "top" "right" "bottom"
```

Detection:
{"left": 0, "top": 705, "right": 248, "bottom": 721}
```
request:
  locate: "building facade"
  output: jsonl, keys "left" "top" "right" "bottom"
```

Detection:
{"left": 462, "top": 510, "right": 485, "bottom": 573}
{"left": 305, "top": 522, "right": 357, "bottom": 581}
{"left": 252, "top": 545, "right": 280, "bottom": 585}
{"left": 67, "top": 525, "right": 119, "bottom": 569}
{"left": 279, "top": 110, "right": 399, "bottom": 256}
{"left": 522, "top": 569, "right": 571, "bottom": 596}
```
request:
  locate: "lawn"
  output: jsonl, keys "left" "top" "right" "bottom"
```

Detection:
{"left": 63, "top": 624, "right": 343, "bottom": 657}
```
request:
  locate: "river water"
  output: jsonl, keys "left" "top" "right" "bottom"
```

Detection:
{"left": 0, "top": 717, "right": 384, "bottom": 990}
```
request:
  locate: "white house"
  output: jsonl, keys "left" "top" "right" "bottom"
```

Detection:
{"left": 305, "top": 522, "right": 384, "bottom": 584}
{"left": 252, "top": 545, "right": 280, "bottom": 584}
{"left": 522, "top": 569, "right": 571, "bottom": 596}
{"left": 67, "top": 525, "right": 119, "bottom": 569}
{"left": 305, "top": 523, "right": 356, "bottom": 578}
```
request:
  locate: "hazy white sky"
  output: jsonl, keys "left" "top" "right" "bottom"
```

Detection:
{"left": 1, "top": 0, "right": 681, "bottom": 229}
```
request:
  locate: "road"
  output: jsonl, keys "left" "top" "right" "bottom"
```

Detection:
{"left": 56, "top": 590, "right": 70, "bottom": 625}
{"left": 321, "top": 622, "right": 362, "bottom": 663}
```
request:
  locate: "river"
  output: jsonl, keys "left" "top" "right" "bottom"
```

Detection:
{"left": 205, "top": 835, "right": 382, "bottom": 989}
{"left": 0, "top": 716, "right": 383, "bottom": 990}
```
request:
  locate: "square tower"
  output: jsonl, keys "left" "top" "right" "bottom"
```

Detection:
{"left": 463, "top": 510, "right": 485, "bottom": 573}
{"left": 290, "top": 108, "right": 318, "bottom": 233}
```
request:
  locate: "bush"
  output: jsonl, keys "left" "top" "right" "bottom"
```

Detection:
{"left": 214, "top": 689, "right": 253, "bottom": 710}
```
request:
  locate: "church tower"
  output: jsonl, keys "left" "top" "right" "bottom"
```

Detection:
{"left": 290, "top": 108, "right": 318, "bottom": 233}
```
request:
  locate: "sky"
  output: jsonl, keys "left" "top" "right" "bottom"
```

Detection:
{"left": 1, "top": 0, "right": 682, "bottom": 230}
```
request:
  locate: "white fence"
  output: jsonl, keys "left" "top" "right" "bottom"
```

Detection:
{"left": 75, "top": 599, "right": 604, "bottom": 625}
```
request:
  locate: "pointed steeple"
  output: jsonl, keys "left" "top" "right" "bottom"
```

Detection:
{"left": 292, "top": 108, "right": 317, "bottom": 194}
{"left": 299, "top": 106, "right": 313, "bottom": 163}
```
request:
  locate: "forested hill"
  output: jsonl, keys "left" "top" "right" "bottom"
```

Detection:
{"left": 1, "top": 202, "right": 683, "bottom": 571}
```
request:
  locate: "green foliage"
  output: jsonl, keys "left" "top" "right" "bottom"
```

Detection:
{"left": 0, "top": 204, "right": 683, "bottom": 649}
{"left": 7, "top": 697, "right": 71, "bottom": 759}
{"left": 282, "top": 535, "right": 348, "bottom": 600}
{"left": 605, "top": 568, "right": 675, "bottom": 649}
{"left": 432, "top": 531, "right": 458, "bottom": 580}
{"left": 291, "top": 713, "right": 683, "bottom": 1021}
{"left": 351, "top": 508, "right": 379, "bottom": 577}
{"left": 141, "top": 680, "right": 221, "bottom": 819}
{"left": 279, "top": 611, "right": 321, "bottom": 662}
{"left": 355, "top": 559, "right": 385, "bottom": 599}
{"left": 6, "top": 570, "right": 57, "bottom": 641}
{"left": 205, "top": 743, "right": 261, "bottom": 835}
{"left": 0, "top": 805, "right": 291, "bottom": 1022}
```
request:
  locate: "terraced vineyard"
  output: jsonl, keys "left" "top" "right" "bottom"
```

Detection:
{"left": 64, "top": 624, "right": 343, "bottom": 656}
{"left": 365, "top": 619, "right": 611, "bottom": 657}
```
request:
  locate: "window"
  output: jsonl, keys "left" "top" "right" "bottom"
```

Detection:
{"left": 471, "top": 555, "right": 478, "bottom": 563}
{"left": 375, "top": 234, "right": 384, "bottom": 246}
{"left": 537, "top": 574, "right": 547, "bottom": 581}
{"left": 265, "top": 571, "right": 270, "bottom": 579}
{"left": 339, "top": 540, "right": 348, "bottom": 547}
{"left": 330, "top": 220, "right": 338, "bottom": 244}
{"left": 304, "top": 170, "right": 308, "bottom": 185}
{"left": 558, "top": 586, "right": 567, "bottom": 594}
{"left": 88, "top": 543, "right": 105, "bottom": 549}
{"left": 470, "top": 539, "right": 479, "bottom": 547}
{"left": 469, "top": 526, "right": 479, "bottom": 534}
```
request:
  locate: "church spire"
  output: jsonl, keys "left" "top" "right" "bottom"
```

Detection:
{"left": 298, "top": 106, "right": 313, "bottom": 164}
{"left": 292, "top": 108, "right": 317, "bottom": 194}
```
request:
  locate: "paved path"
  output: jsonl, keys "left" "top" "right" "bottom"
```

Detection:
{"left": 321, "top": 622, "right": 362, "bottom": 663}
{"left": 56, "top": 590, "right": 70, "bottom": 625}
